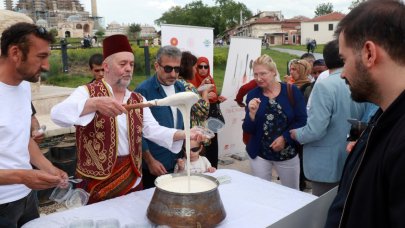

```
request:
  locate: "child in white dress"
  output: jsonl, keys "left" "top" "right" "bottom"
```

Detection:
{"left": 174, "top": 139, "right": 216, "bottom": 174}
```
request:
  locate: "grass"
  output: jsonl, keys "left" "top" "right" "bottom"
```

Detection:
{"left": 44, "top": 47, "right": 301, "bottom": 93}
{"left": 274, "top": 44, "right": 325, "bottom": 54}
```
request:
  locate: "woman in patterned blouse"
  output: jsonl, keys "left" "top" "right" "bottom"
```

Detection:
{"left": 242, "top": 54, "right": 307, "bottom": 190}
{"left": 177, "top": 51, "right": 211, "bottom": 128}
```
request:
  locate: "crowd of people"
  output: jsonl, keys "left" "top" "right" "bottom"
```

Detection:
{"left": 1, "top": 1, "right": 405, "bottom": 227}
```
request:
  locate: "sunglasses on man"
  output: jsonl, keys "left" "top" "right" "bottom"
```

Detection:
{"left": 197, "top": 65, "right": 209, "bottom": 69}
{"left": 159, "top": 63, "right": 180, "bottom": 73}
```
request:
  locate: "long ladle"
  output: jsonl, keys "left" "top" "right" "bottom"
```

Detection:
{"left": 123, "top": 92, "right": 199, "bottom": 110}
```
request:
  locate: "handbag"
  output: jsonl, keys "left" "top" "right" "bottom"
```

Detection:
{"left": 209, "top": 102, "right": 225, "bottom": 124}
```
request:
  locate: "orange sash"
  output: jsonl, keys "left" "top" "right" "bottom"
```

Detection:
{"left": 77, "top": 155, "right": 142, "bottom": 204}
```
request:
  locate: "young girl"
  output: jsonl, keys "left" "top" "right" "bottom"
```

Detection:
{"left": 174, "top": 139, "right": 216, "bottom": 174}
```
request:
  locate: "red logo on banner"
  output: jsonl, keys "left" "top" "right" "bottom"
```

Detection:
{"left": 170, "top": 37, "right": 178, "bottom": 46}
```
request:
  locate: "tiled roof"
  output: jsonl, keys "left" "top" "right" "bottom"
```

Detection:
{"left": 304, "top": 12, "right": 345, "bottom": 22}
{"left": 250, "top": 16, "right": 279, "bottom": 24}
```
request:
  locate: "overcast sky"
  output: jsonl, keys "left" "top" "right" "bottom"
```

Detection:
{"left": 2, "top": 0, "right": 354, "bottom": 27}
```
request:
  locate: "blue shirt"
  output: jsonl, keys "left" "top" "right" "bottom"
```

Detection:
{"left": 242, "top": 83, "right": 307, "bottom": 160}
{"left": 135, "top": 74, "right": 186, "bottom": 171}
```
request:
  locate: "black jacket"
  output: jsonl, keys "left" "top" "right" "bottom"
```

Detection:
{"left": 325, "top": 91, "right": 405, "bottom": 228}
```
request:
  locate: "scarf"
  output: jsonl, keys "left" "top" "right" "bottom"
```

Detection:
{"left": 189, "top": 57, "right": 219, "bottom": 103}
{"left": 293, "top": 78, "right": 311, "bottom": 89}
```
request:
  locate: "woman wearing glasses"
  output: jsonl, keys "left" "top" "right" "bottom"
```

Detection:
{"left": 243, "top": 54, "right": 307, "bottom": 190}
{"left": 189, "top": 57, "right": 227, "bottom": 169}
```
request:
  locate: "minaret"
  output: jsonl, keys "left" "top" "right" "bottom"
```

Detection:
{"left": 4, "top": 0, "right": 13, "bottom": 10}
{"left": 72, "top": 1, "right": 77, "bottom": 11}
{"left": 91, "top": 0, "right": 98, "bottom": 17}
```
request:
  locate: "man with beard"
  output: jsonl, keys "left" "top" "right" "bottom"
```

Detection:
{"left": 51, "top": 35, "right": 199, "bottom": 203}
{"left": 290, "top": 40, "right": 367, "bottom": 196}
{"left": 135, "top": 45, "right": 185, "bottom": 188}
{"left": 0, "top": 22, "right": 68, "bottom": 227}
{"left": 324, "top": 1, "right": 405, "bottom": 227}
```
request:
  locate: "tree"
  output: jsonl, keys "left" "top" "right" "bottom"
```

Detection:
{"left": 95, "top": 28, "right": 105, "bottom": 38}
{"left": 128, "top": 23, "right": 141, "bottom": 40}
{"left": 155, "top": 1, "right": 216, "bottom": 28}
{"left": 214, "top": 0, "right": 252, "bottom": 36}
{"left": 314, "top": 2, "right": 334, "bottom": 16}
{"left": 49, "top": 28, "right": 58, "bottom": 40}
{"left": 349, "top": 0, "right": 363, "bottom": 10}
{"left": 154, "top": 0, "right": 252, "bottom": 36}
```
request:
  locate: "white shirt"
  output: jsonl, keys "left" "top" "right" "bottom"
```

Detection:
{"left": 51, "top": 83, "right": 183, "bottom": 156}
{"left": 161, "top": 84, "right": 178, "bottom": 128}
{"left": 317, "top": 70, "right": 330, "bottom": 82}
{"left": 0, "top": 81, "right": 31, "bottom": 204}
{"left": 174, "top": 156, "right": 212, "bottom": 174}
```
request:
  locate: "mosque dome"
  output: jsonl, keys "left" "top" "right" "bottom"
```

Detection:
{"left": 67, "top": 14, "right": 82, "bottom": 22}
{"left": 36, "top": 19, "right": 48, "bottom": 27}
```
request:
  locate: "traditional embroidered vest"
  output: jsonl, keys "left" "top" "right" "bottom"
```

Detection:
{"left": 76, "top": 80, "right": 143, "bottom": 179}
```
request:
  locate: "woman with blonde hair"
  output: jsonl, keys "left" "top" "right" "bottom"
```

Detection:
{"left": 243, "top": 54, "right": 307, "bottom": 189}
{"left": 289, "top": 59, "right": 312, "bottom": 102}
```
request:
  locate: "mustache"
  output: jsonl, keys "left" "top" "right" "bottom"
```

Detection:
{"left": 40, "top": 68, "right": 49, "bottom": 73}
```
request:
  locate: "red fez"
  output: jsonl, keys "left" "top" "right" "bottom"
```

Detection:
{"left": 103, "top": 34, "right": 133, "bottom": 59}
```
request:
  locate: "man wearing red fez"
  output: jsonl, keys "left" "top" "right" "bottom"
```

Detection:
{"left": 51, "top": 34, "right": 202, "bottom": 203}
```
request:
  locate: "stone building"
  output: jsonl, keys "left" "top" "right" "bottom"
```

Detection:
{"left": 4, "top": 0, "right": 101, "bottom": 38}
{"left": 231, "top": 11, "right": 306, "bottom": 46}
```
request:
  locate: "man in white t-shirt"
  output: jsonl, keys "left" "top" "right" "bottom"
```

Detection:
{"left": 0, "top": 22, "right": 68, "bottom": 227}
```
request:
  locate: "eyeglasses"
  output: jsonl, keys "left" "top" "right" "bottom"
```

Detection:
{"left": 253, "top": 71, "right": 271, "bottom": 78}
{"left": 190, "top": 145, "right": 202, "bottom": 152}
{"left": 197, "top": 65, "right": 209, "bottom": 69}
{"left": 158, "top": 63, "right": 180, "bottom": 73}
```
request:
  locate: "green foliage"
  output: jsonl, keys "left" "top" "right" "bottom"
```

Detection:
{"left": 155, "top": 0, "right": 252, "bottom": 36}
{"left": 349, "top": 0, "right": 362, "bottom": 10}
{"left": 44, "top": 47, "right": 300, "bottom": 93}
{"left": 214, "top": 0, "right": 252, "bottom": 36}
{"left": 155, "top": 2, "right": 216, "bottom": 28}
{"left": 49, "top": 28, "right": 58, "bottom": 40}
{"left": 274, "top": 44, "right": 325, "bottom": 54}
{"left": 315, "top": 2, "right": 334, "bottom": 16}
{"left": 46, "top": 74, "right": 93, "bottom": 87}
{"left": 95, "top": 28, "right": 105, "bottom": 37}
{"left": 128, "top": 23, "right": 142, "bottom": 40}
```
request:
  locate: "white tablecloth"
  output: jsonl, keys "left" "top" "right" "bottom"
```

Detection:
{"left": 23, "top": 169, "right": 317, "bottom": 228}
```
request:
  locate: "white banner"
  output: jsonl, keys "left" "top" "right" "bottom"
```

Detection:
{"left": 161, "top": 24, "right": 214, "bottom": 75}
{"left": 218, "top": 37, "right": 262, "bottom": 156}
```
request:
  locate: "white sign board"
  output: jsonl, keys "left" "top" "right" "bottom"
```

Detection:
{"left": 218, "top": 36, "right": 262, "bottom": 156}
{"left": 161, "top": 24, "right": 214, "bottom": 75}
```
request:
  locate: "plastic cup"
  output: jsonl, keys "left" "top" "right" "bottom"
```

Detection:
{"left": 69, "top": 219, "right": 94, "bottom": 228}
{"left": 205, "top": 117, "right": 225, "bottom": 133}
{"left": 65, "top": 188, "right": 90, "bottom": 209}
{"left": 194, "top": 126, "right": 215, "bottom": 139}
{"left": 95, "top": 218, "right": 120, "bottom": 228}
{"left": 49, "top": 182, "right": 73, "bottom": 203}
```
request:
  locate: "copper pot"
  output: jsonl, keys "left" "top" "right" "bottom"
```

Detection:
{"left": 147, "top": 173, "right": 226, "bottom": 228}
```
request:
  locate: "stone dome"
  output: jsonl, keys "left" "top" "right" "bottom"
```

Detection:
{"left": 0, "top": 10, "right": 33, "bottom": 36}
{"left": 67, "top": 14, "right": 82, "bottom": 22}
{"left": 36, "top": 19, "right": 48, "bottom": 27}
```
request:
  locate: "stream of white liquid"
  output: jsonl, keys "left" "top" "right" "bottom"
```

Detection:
{"left": 176, "top": 104, "right": 192, "bottom": 192}
{"left": 154, "top": 92, "right": 197, "bottom": 192}
{"left": 154, "top": 92, "right": 215, "bottom": 193}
